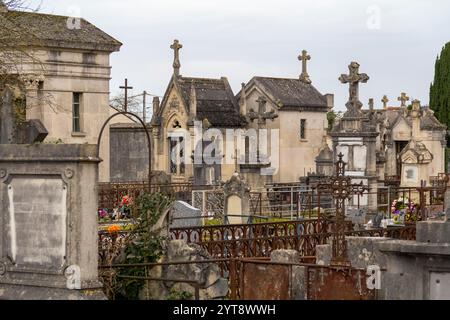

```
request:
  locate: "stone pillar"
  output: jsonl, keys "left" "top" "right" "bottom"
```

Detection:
{"left": 0, "top": 144, "right": 105, "bottom": 300}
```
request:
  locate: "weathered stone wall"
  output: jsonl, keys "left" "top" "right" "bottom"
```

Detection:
{"left": 144, "top": 240, "right": 228, "bottom": 300}
{"left": 109, "top": 124, "right": 149, "bottom": 182}
{"left": 0, "top": 144, "right": 105, "bottom": 300}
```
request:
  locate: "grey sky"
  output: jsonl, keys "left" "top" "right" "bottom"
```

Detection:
{"left": 32, "top": 0, "right": 450, "bottom": 113}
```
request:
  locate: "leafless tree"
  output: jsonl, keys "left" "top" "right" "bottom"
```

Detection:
{"left": 1, "top": 1, "right": 64, "bottom": 117}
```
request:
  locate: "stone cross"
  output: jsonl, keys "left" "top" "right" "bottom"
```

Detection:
{"left": 339, "top": 61, "right": 369, "bottom": 114}
{"left": 398, "top": 92, "right": 410, "bottom": 108}
{"left": 368, "top": 98, "right": 374, "bottom": 111}
{"left": 298, "top": 50, "right": 312, "bottom": 84}
{"left": 119, "top": 78, "right": 133, "bottom": 112}
{"left": 248, "top": 96, "right": 278, "bottom": 125}
{"left": 170, "top": 39, "right": 183, "bottom": 77}
{"left": 381, "top": 95, "right": 389, "bottom": 109}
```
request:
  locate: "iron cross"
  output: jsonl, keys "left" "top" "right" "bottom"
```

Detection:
{"left": 398, "top": 92, "right": 410, "bottom": 108}
{"left": 317, "top": 153, "right": 368, "bottom": 267}
{"left": 119, "top": 78, "right": 133, "bottom": 112}
{"left": 339, "top": 61, "right": 369, "bottom": 112}
{"left": 171, "top": 39, "right": 183, "bottom": 77}
{"left": 298, "top": 50, "right": 312, "bottom": 84}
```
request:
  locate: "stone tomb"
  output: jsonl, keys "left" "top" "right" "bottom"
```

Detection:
{"left": 0, "top": 144, "right": 105, "bottom": 299}
{"left": 170, "top": 200, "right": 202, "bottom": 228}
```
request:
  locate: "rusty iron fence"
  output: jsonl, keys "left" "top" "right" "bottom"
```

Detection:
{"left": 168, "top": 219, "right": 416, "bottom": 260}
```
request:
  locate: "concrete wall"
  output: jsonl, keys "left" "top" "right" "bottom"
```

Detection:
{"left": 110, "top": 124, "right": 149, "bottom": 182}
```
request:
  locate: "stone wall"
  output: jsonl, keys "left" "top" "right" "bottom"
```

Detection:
{"left": 110, "top": 123, "right": 149, "bottom": 182}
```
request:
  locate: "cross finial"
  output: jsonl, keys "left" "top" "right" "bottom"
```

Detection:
{"left": 170, "top": 39, "right": 183, "bottom": 77}
{"left": 119, "top": 78, "right": 133, "bottom": 112}
{"left": 339, "top": 61, "right": 369, "bottom": 113}
{"left": 381, "top": 95, "right": 389, "bottom": 109}
{"left": 298, "top": 50, "right": 312, "bottom": 84}
{"left": 368, "top": 98, "right": 374, "bottom": 111}
{"left": 398, "top": 92, "right": 409, "bottom": 108}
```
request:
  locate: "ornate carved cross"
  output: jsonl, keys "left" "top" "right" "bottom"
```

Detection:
{"left": 170, "top": 39, "right": 183, "bottom": 77}
{"left": 298, "top": 50, "right": 312, "bottom": 84}
{"left": 398, "top": 92, "right": 409, "bottom": 108}
{"left": 339, "top": 62, "right": 369, "bottom": 114}
{"left": 119, "top": 78, "right": 133, "bottom": 112}
{"left": 381, "top": 95, "right": 389, "bottom": 109}
{"left": 317, "top": 153, "right": 368, "bottom": 267}
{"left": 248, "top": 96, "right": 278, "bottom": 125}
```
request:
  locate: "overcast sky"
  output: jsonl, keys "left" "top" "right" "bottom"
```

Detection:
{"left": 30, "top": 0, "right": 450, "bottom": 113}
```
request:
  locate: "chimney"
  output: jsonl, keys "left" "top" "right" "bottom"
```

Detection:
{"left": 152, "top": 96, "right": 160, "bottom": 115}
{"left": 325, "top": 93, "right": 334, "bottom": 112}
{"left": 189, "top": 81, "right": 197, "bottom": 118}
{"left": 239, "top": 83, "right": 247, "bottom": 115}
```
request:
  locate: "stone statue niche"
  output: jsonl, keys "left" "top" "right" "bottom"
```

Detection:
{"left": 0, "top": 81, "right": 48, "bottom": 144}
{"left": 222, "top": 172, "right": 251, "bottom": 225}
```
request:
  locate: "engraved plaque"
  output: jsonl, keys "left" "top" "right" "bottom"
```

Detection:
{"left": 7, "top": 175, "right": 67, "bottom": 270}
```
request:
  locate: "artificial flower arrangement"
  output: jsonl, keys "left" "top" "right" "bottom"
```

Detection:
{"left": 120, "top": 195, "right": 133, "bottom": 218}
{"left": 391, "top": 197, "right": 417, "bottom": 224}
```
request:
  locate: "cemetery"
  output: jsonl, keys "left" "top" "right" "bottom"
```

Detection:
{"left": 1, "top": 1, "right": 450, "bottom": 301}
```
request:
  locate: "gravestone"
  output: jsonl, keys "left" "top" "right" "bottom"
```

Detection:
{"left": 0, "top": 144, "right": 105, "bottom": 300}
{"left": 0, "top": 86, "right": 48, "bottom": 144}
{"left": 170, "top": 200, "right": 202, "bottom": 228}
{"left": 346, "top": 207, "right": 367, "bottom": 229}
{"left": 222, "top": 172, "right": 251, "bottom": 225}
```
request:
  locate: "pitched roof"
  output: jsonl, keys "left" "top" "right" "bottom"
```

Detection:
{"left": 240, "top": 76, "right": 328, "bottom": 110}
{"left": 155, "top": 75, "right": 247, "bottom": 128}
{"left": 0, "top": 10, "right": 122, "bottom": 52}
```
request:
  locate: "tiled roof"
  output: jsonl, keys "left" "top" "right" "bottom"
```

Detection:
{"left": 244, "top": 76, "right": 328, "bottom": 109}
{"left": 0, "top": 10, "right": 121, "bottom": 51}
{"left": 177, "top": 76, "right": 247, "bottom": 127}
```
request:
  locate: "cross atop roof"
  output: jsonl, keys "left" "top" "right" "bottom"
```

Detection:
{"left": 170, "top": 39, "right": 183, "bottom": 77}
{"left": 398, "top": 92, "right": 410, "bottom": 108}
{"left": 339, "top": 61, "right": 369, "bottom": 114}
{"left": 381, "top": 95, "right": 389, "bottom": 109}
{"left": 298, "top": 50, "right": 312, "bottom": 84}
{"left": 119, "top": 78, "right": 133, "bottom": 112}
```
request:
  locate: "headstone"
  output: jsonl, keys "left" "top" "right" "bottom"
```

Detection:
{"left": 0, "top": 144, "right": 105, "bottom": 300}
{"left": 346, "top": 207, "right": 367, "bottom": 228}
{"left": 222, "top": 172, "right": 251, "bottom": 224}
{"left": 170, "top": 200, "right": 202, "bottom": 228}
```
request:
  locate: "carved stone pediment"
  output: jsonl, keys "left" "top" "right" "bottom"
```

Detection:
{"left": 222, "top": 172, "right": 250, "bottom": 198}
{"left": 400, "top": 140, "right": 433, "bottom": 164}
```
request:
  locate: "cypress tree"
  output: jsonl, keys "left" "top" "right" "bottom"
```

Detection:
{"left": 430, "top": 43, "right": 450, "bottom": 129}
